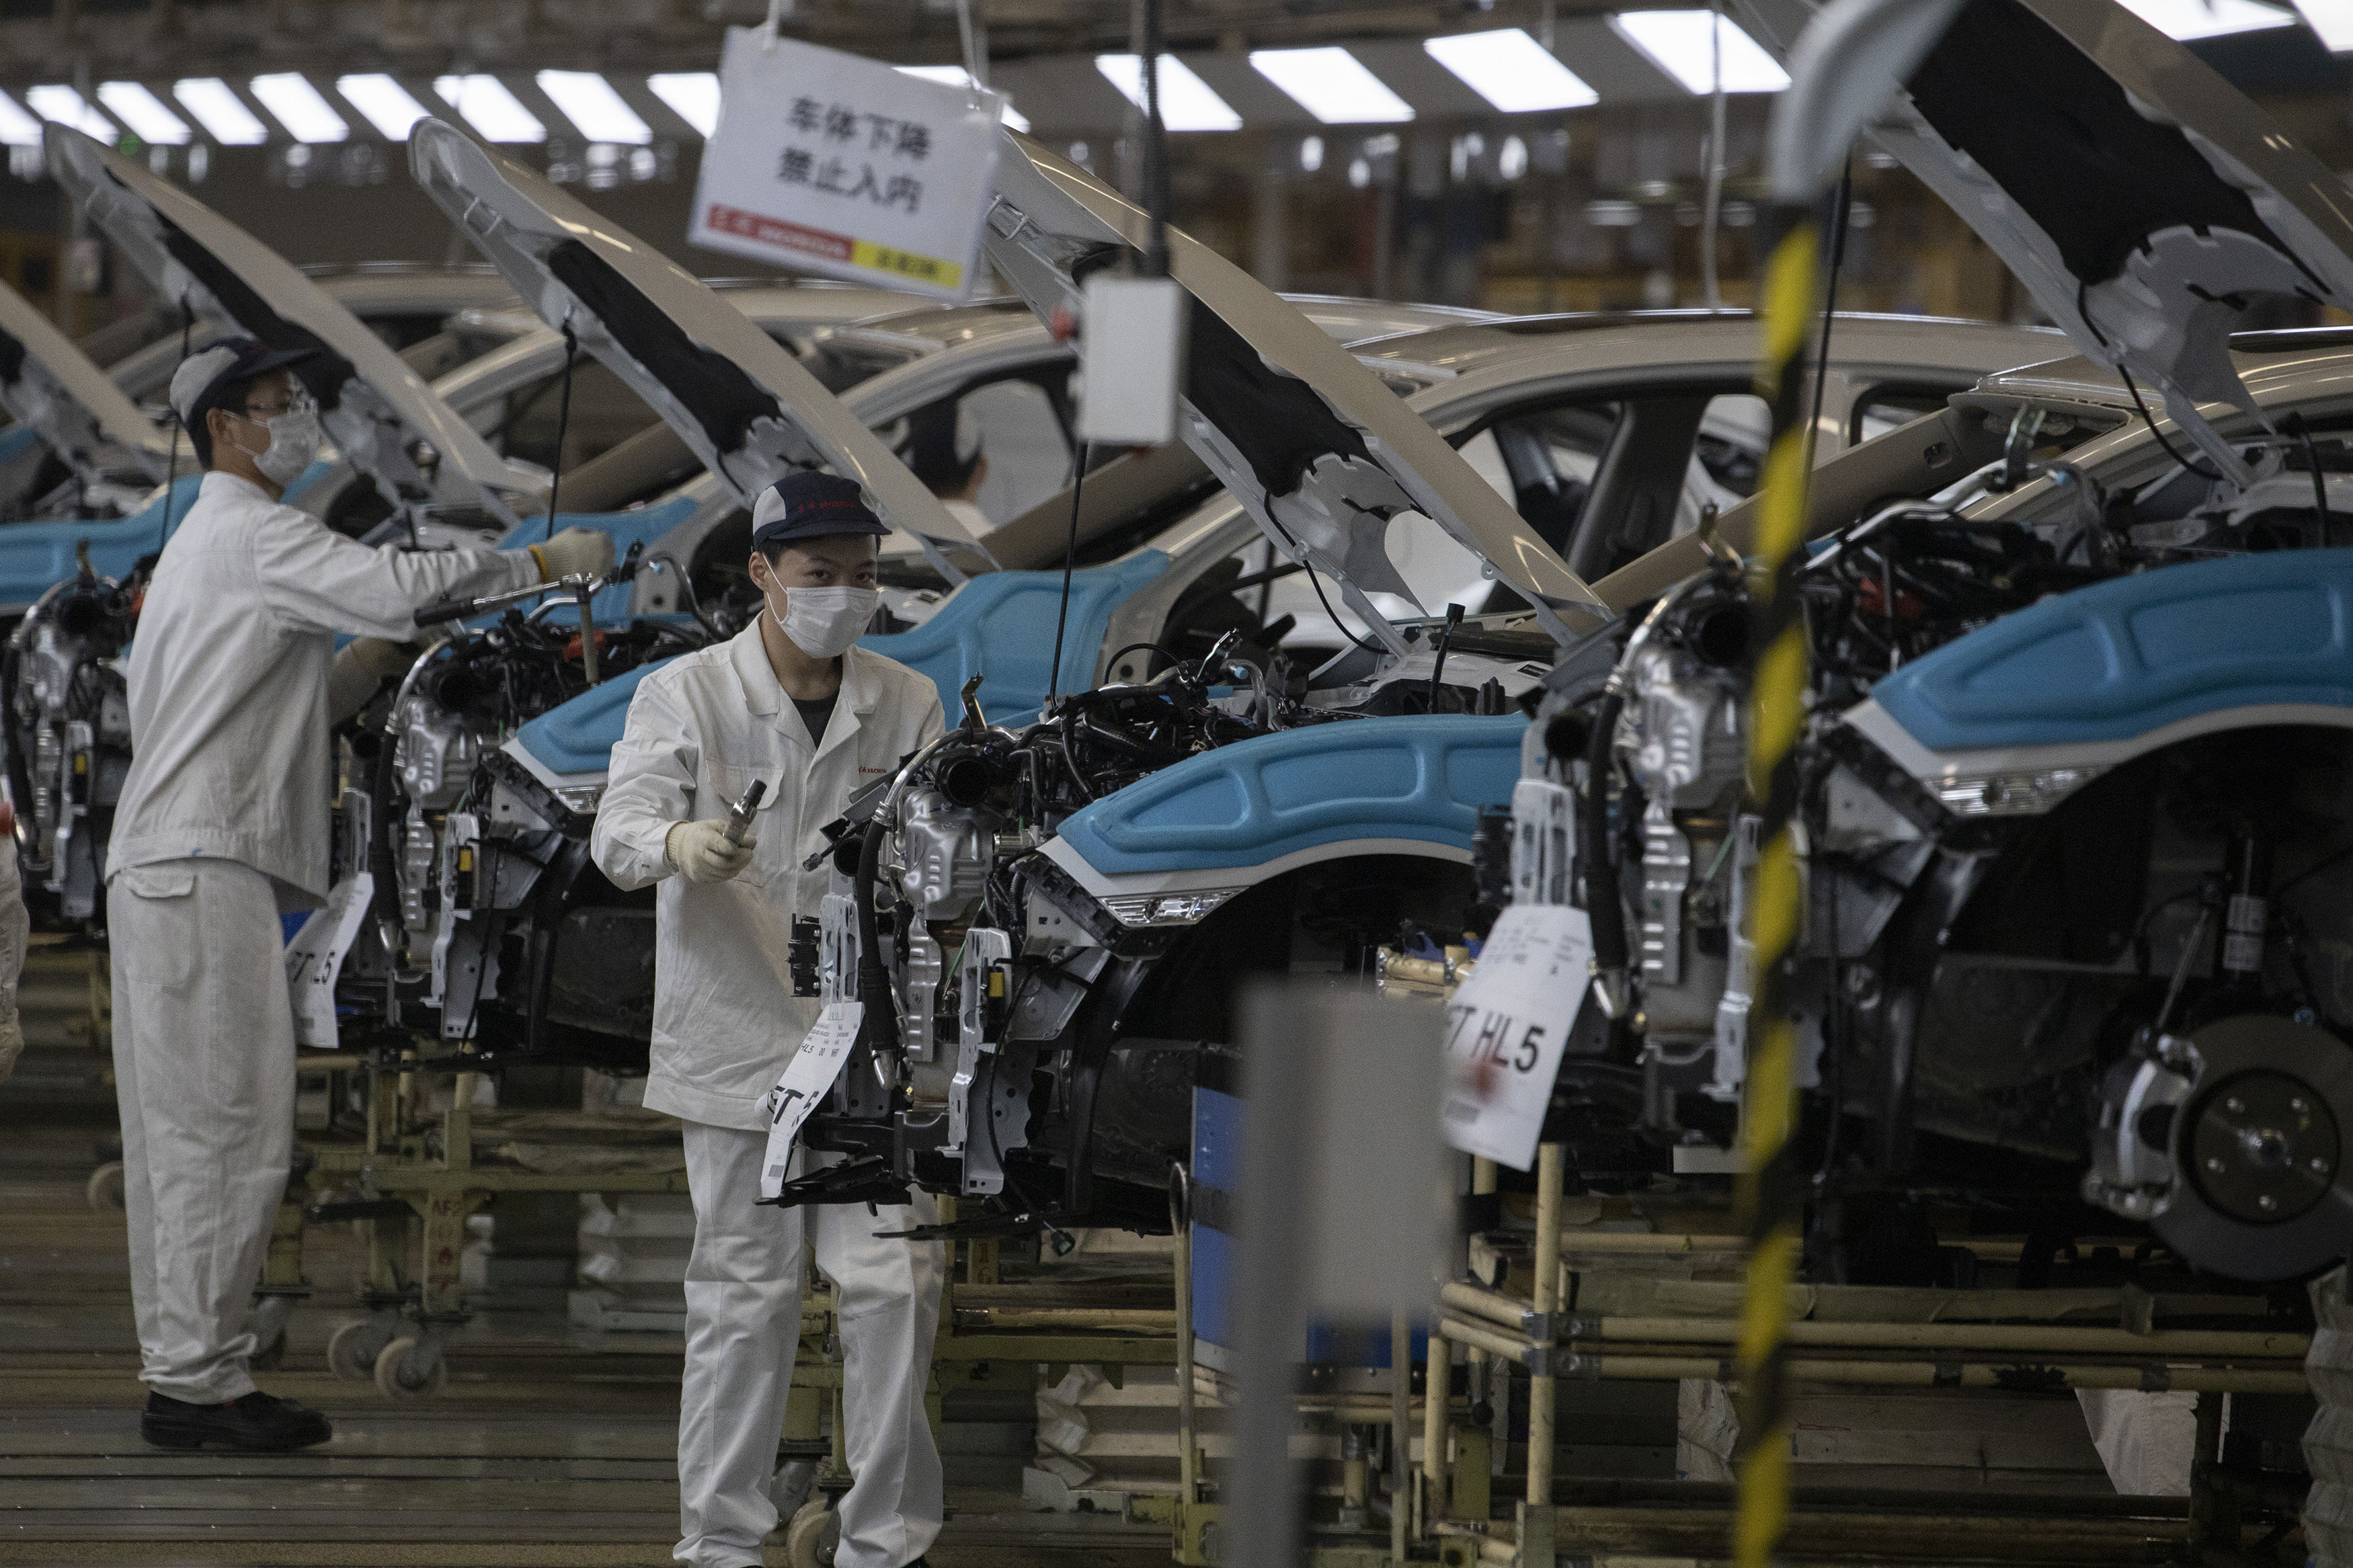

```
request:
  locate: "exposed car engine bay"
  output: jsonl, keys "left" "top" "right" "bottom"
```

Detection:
{"left": 1515, "top": 408, "right": 2353, "bottom": 1282}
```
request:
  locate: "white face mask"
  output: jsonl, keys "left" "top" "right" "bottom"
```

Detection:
{"left": 232, "top": 407, "right": 321, "bottom": 488}
{"left": 771, "top": 583, "right": 881, "bottom": 659}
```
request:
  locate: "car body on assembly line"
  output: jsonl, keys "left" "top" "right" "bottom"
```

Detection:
{"left": 368, "top": 112, "right": 2096, "bottom": 1243}
{"left": 1501, "top": 0, "right": 2353, "bottom": 1285}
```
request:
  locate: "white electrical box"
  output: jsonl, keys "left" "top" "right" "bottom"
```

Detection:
{"left": 1075, "top": 274, "right": 1187, "bottom": 446}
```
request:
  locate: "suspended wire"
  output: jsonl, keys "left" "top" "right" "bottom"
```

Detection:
{"left": 543, "top": 321, "right": 579, "bottom": 548}
{"left": 1045, "top": 444, "right": 1092, "bottom": 704}
{"left": 156, "top": 302, "right": 192, "bottom": 557}
{"left": 1305, "top": 561, "right": 1382, "bottom": 656}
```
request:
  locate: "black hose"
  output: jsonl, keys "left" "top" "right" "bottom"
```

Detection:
{"left": 854, "top": 817, "right": 898, "bottom": 1050}
{"left": 0, "top": 645, "right": 36, "bottom": 867}
{"left": 1581, "top": 690, "right": 1630, "bottom": 976}
{"left": 368, "top": 731, "right": 404, "bottom": 934}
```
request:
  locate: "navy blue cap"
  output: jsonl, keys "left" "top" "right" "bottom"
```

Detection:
{"left": 168, "top": 336, "right": 319, "bottom": 431}
{"left": 750, "top": 471, "right": 889, "bottom": 548}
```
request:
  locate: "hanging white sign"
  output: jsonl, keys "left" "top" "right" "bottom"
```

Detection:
{"left": 758, "top": 1000, "right": 866, "bottom": 1199}
{"left": 1438, "top": 903, "right": 1594, "bottom": 1171}
{"left": 690, "top": 29, "right": 1004, "bottom": 301}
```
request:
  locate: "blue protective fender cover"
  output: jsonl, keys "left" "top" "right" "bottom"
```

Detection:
{"left": 1055, "top": 712, "right": 1527, "bottom": 878}
{"left": 0, "top": 475, "right": 205, "bottom": 608}
{"left": 1873, "top": 548, "right": 2353, "bottom": 753}
{"left": 859, "top": 551, "right": 1170, "bottom": 723}
{"left": 512, "top": 657, "right": 673, "bottom": 778}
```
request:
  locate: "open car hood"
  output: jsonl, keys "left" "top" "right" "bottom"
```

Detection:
{"left": 1739, "top": 0, "right": 2353, "bottom": 487}
{"left": 0, "top": 274, "right": 172, "bottom": 488}
{"left": 981, "top": 130, "right": 1603, "bottom": 652}
{"left": 408, "top": 121, "right": 985, "bottom": 578}
{"left": 46, "top": 126, "right": 534, "bottom": 527}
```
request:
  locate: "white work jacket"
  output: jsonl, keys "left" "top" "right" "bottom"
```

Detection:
{"left": 108, "top": 470, "right": 539, "bottom": 905}
{"left": 590, "top": 627, "right": 944, "bottom": 1130}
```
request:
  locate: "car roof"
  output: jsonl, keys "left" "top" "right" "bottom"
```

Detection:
{"left": 1358, "top": 310, "right": 2069, "bottom": 388}
{"left": 1972, "top": 329, "right": 2353, "bottom": 414}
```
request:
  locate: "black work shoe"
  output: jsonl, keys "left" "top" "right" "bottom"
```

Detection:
{"left": 141, "top": 1390, "right": 332, "bottom": 1450}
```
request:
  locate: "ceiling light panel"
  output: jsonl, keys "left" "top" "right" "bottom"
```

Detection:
{"left": 646, "top": 71, "right": 721, "bottom": 137}
{"left": 173, "top": 78, "right": 269, "bottom": 145}
{"left": 0, "top": 94, "right": 40, "bottom": 148}
{"left": 1607, "top": 11, "right": 1791, "bottom": 93}
{"left": 433, "top": 75, "right": 545, "bottom": 143}
{"left": 1424, "top": 28, "right": 1598, "bottom": 112}
{"left": 97, "top": 82, "right": 190, "bottom": 145}
{"left": 2115, "top": 0, "right": 2297, "bottom": 38}
{"left": 894, "top": 65, "right": 1031, "bottom": 131}
{"left": 249, "top": 73, "right": 348, "bottom": 142}
{"left": 26, "top": 86, "right": 116, "bottom": 140}
{"left": 336, "top": 74, "right": 432, "bottom": 140}
{"left": 2292, "top": 0, "right": 2353, "bottom": 50}
{"left": 1249, "top": 47, "right": 1414, "bottom": 124}
{"left": 1094, "top": 54, "right": 1243, "bottom": 132}
{"left": 536, "top": 71, "right": 650, "bottom": 144}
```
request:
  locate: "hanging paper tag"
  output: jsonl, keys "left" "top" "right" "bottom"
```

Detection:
{"left": 758, "top": 1001, "right": 865, "bottom": 1199}
{"left": 1439, "top": 903, "right": 1593, "bottom": 1171}
{"left": 283, "top": 872, "right": 375, "bottom": 1050}
{"left": 690, "top": 30, "right": 1004, "bottom": 301}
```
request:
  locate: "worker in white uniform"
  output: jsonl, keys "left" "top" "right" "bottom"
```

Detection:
{"left": 590, "top": 471, "right": 946, "bottom": 1568}
{"left": 109, "top": 338, "right": 614, "bottom": 1450}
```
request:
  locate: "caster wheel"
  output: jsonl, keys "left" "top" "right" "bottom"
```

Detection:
{"left": 374, "top": 1336, "right": 448, "bottom": 1400}
{"left": 327, "top": 1320, "right": 386, "bottom": 1382}
{"left": 86, "top": 1161, "right": 124, "bottom": 1212}
{"left": 769, "top": 1456, "right": 817, "bottom": 1522}
{"left": 783, "top": 1497, "right": 838, "bottom": 1568}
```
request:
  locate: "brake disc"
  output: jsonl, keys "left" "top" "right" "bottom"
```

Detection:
{"left": 2153, "top": 1013, "right": 2353, "bottom": 1281}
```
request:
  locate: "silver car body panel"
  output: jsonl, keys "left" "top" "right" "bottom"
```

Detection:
{"left": 46, "top": 126, "right": 533, "bottom": 528}
{"left": 408, "top": 120, "right": 984, "bottom": 575}
{"left": 980, "top": 129, "right": 1605, "bottom": 652}
{"left": 1738, "top": 0, "right": 2353, "bottom": 487}
{"left": 0, "top": 274, "right": 171, "bottom": 487}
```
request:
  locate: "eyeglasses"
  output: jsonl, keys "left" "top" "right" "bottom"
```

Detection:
{"left": 233, "top": 388, "right": 314, "bottom": 422}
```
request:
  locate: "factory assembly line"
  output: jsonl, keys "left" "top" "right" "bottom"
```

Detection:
{"left": 3, "top": 0, "right": 2353, "bottom": 1563}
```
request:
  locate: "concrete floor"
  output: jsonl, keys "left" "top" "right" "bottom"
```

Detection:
{"left": 0, "top": 1003, "right": 1170, "bottom": 1568}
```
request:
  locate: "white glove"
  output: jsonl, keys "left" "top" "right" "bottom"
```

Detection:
{"left": 666, "top": 819, "right": 757, "bottom": 884}
{"left": 528, "top": 527, "right": 615, "bottom": 583}
{"left": 327, "top": 636, "right": 415, "bottom": 725}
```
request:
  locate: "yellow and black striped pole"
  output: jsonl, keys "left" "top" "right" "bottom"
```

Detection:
{"left": 1730, "top": 208, "right": 1822, "bottom": 1568}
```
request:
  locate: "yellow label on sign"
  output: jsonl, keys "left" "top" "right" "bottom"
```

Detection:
{"left": 850, "top": 239, "right": 961, "bottom": 289}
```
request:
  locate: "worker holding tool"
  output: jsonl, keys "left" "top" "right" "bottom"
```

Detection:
{"left": 107, "top": 337, "right": 613, "bottom": 1452}
{"left": 589, "top": 470, "right": 946, "bottom": 1568}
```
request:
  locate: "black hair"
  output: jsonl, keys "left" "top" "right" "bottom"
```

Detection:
{"left": 191, "top": 369, "right": 272, "bottom": 470}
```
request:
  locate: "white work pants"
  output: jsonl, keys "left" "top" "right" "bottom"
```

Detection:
{"left": 676, "top": 1122, "right": 945, "bottom": 1568}
{"left": 109, "top": 858, "right": 294, "bottom": 1404}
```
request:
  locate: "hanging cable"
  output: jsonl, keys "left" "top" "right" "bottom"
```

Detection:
{"left": 2076, "top": 276, "right": 2221, "bottom": 482}
{"left": 1140, "top": 0, "right": 1170, "bottom": 277}
{"left": 542, "top": 322, "right": 578, "bottom": 547}
{"left": 1045, "top": 444, "right": 1092, "bottom": 704}
{"left": 2120, "top": 366, "right": 2223, "bottom": 482}
{"left": 156, "top": 302, "right": 193, "bottom": 556}
{"left": 1803, "top": 159, "right": 1853, "bottom": 468}
{"left": 1305, "top": 562, "right": 1382, "bottom": 655}
{"left": 955, "top": 0, "right": 989, "bottom": 88}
